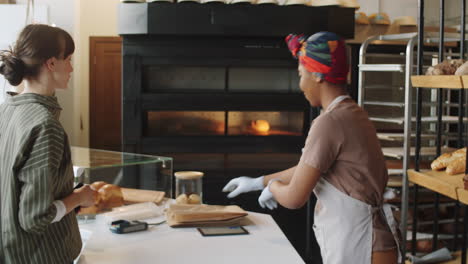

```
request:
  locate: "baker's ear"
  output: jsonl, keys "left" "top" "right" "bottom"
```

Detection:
{"left": 45, "top": 57, "right": 57, "bottom": 71}
{"left": 314, "top": 74, "right": 324, "bottom": 83}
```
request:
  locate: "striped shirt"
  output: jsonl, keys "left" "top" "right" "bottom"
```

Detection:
{"left": 0, "top": 92, "right": 82, "bottom": 264}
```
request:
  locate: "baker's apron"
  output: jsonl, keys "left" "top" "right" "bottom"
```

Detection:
{"left": 313, "top": 178, "right": 402, "bottom": 264}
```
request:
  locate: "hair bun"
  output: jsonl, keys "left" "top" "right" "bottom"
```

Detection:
{"left": 0, "top": 51, "right": 25, "bottom": 86}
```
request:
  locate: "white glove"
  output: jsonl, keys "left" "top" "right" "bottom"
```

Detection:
{"left": 222, "top": 176, "right": 265, "bottom": 198}
{"left": 258, "top": 179, "right": 281, "bottom": 210}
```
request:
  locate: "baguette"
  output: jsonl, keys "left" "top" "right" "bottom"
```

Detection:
{"left": 446, "top": 156, "right": 466, "bottom": 175}
{"left": 431, "top": 148, "right": 466, "bottom": 170}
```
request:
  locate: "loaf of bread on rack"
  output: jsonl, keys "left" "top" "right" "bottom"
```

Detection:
{"left": 455, "top": 61, "right": 468, "bottom": 75}
{"left": 446, "top": 156, "right": 466, "bottom": 175}
{"left": 426, "top": 59, "right": 465, "bottom": 76}
{"left": 368, "top": 13, "right": 391, "bottom": 25}
{"left": 355, "top": 12, "right": 370, "bottom": 25}
{"left": 431, "top": 148, "right": 466, "bottom": 170}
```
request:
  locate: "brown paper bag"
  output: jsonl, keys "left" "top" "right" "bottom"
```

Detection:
{"left": 166, "top": 204, "right": 248, "bottom": 227}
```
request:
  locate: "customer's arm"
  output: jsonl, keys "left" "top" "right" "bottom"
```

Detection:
{"left": 17, "top": 119, "right": 95, "bottom": 234}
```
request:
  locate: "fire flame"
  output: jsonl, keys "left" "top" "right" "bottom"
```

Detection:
{"left": 250, "top": 120, "right": 270, "bottom": 134}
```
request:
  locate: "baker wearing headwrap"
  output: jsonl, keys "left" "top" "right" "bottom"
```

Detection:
{"left": 285, "top": 32, "right": 348, "bottom": 85}
{"left": 222, "top": 32, "right": 400, "bottom": 264}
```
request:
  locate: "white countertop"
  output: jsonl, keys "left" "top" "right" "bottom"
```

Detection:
{"left": 77, "top": 211, "right": 305, "bottom": 264}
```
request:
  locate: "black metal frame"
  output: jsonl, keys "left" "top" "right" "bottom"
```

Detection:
{"left": 412, "top": 0, "right": 468, "bottom": 263}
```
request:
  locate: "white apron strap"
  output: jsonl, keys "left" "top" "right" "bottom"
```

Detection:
{"left": 382, "top": 204, "right": 403, "bottom": 263}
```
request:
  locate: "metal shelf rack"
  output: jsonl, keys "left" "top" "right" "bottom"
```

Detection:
{"left": 405, "top": 0, "right": 468, "bottom": 263}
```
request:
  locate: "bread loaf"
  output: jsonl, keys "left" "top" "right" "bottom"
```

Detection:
{"left": 426, "top": 59, "right": 465, "bottom": 76}
{"left": 455, "top": 61, "right": 468, "bottom": 75}
{"left": 98, "top": 184, "right": 124, "bottom": 209}
{"left": 368, "top": 13, "right": 390, "bottom": 25}
{"left": 91, "top": 181, "right": 106, "bottom": 191}
{"left": 446, "top": 156, "right": 466, "bottom": 175}
{"left": 78, "top": 182, "right": 124, "bottom": 214}
{"left": 431, "top": 148, "right": 466, "bottom": 170}
{"left": 355, "top": 12, "right": 370, "bottom": 25}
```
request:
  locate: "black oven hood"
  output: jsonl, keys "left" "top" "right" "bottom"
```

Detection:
{"left": 118, "top": 2, "right": 355, "bottom": 38}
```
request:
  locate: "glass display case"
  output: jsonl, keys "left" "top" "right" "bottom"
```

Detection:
{"left": 71, "top": 146, "right": 173, "bottom": 198}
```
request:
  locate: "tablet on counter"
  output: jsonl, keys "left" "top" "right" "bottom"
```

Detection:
{"left": 197, "top": 226, "right": 249, "bottom": 237}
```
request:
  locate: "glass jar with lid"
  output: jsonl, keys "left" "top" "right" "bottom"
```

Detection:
{"left": 174, "top": 171, "right": 203, "bottom": 204}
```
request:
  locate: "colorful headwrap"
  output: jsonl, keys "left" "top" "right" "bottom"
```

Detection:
{"left": 286, "top": 32, "right": 348, "bottom": 85}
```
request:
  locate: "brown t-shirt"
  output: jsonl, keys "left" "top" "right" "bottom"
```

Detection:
{"left": 301, "top": 98, "right": 396, "bottom": 252}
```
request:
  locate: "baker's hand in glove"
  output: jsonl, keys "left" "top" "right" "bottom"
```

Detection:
{"left": 258, "top": 179, "right": 281, "bottom": 210}
{"left": 222, "top": 176, "right": 265, "bottom": 198}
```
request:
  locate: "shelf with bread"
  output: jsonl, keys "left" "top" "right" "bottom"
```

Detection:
{"left": 401, "top": 0, "right": 468, "bottom": 260}
{"left": 408, "top": 148, "right": 467, "bottom": 201}
{"left": 411, "top": 58, "right": 468, "bottom": 89}
{"left": 411, "top": 75, "right": 468, "bottom": 89}
{"left": 407, "top": 170, "right": 464, "bottom": 201}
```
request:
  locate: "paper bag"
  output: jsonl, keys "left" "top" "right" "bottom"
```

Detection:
{"left": 166, "top": 204, "right": 248, "bottom": 227}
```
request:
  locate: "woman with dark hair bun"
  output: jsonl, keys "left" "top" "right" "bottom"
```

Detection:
{"left": 0, "top": 24, "right": 97, "bottom": 264}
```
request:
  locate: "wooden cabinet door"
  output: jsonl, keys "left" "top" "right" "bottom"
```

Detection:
{"left": 90, "top": 37, "right": 122, "bottom": 151}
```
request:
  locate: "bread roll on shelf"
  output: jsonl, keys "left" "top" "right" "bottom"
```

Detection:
{"left": 431, "top": 148, "right": 467, "bottom": 175}
{"left": 446, "top": 156, "right": 466, "bottom": 175}
{"left": 431, "top": 148, "right": 466, "bottom": 170}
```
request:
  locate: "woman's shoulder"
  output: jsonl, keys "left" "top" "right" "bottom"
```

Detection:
{"left": 313, "top": 109, "right": 341, "bottom": 126}
{"left": 12, "top": 104, "right": 64, "bottom": 137}
{"left": 326, "top": 100, "right": 366, "bottom": 121}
